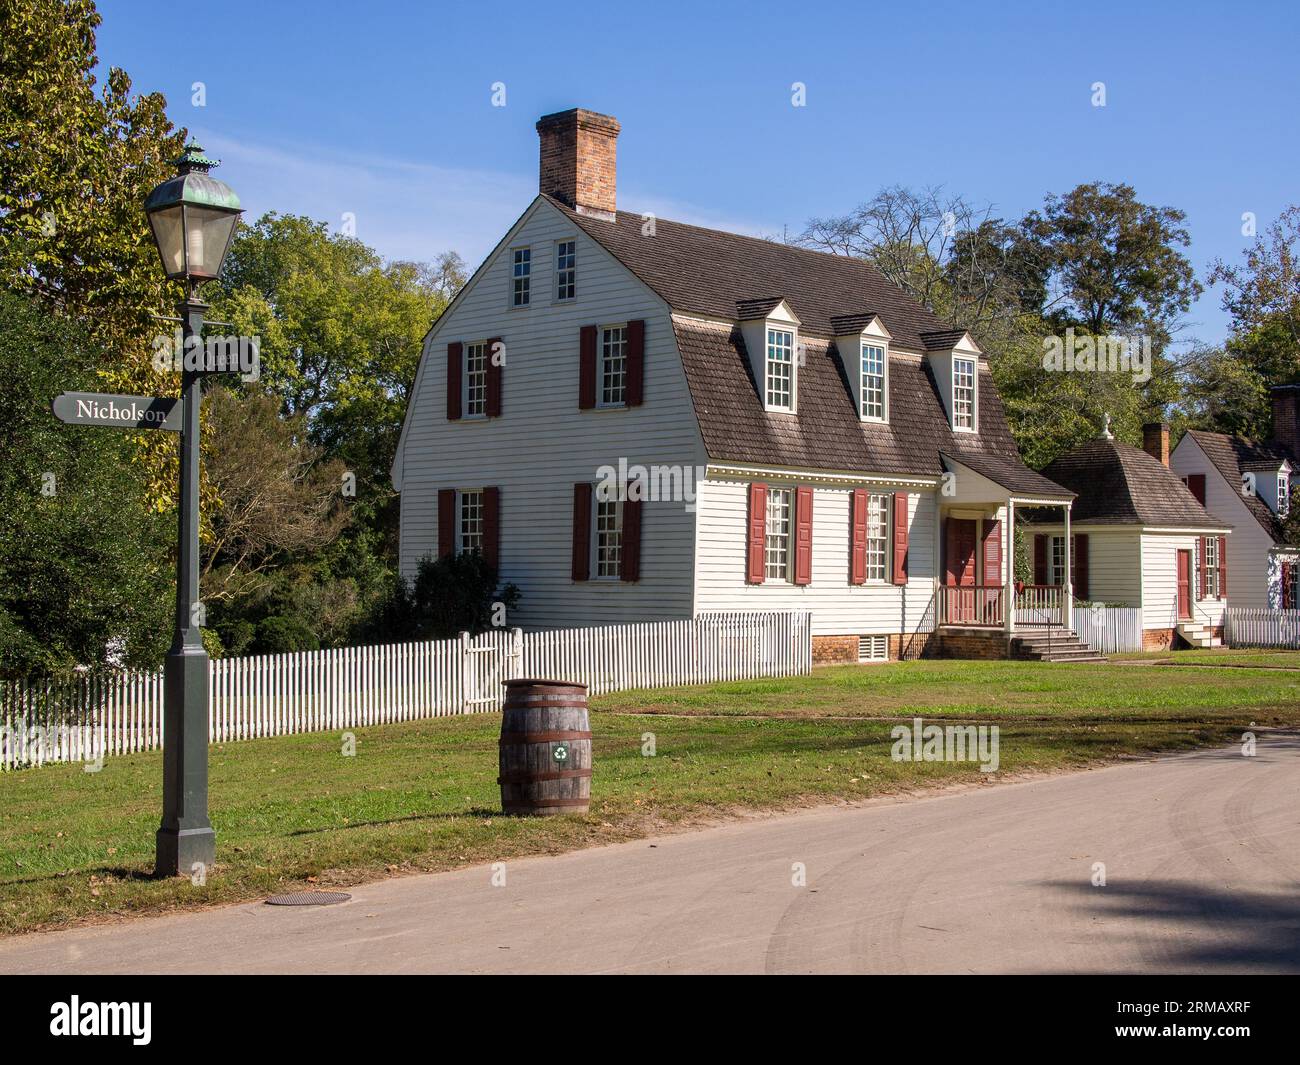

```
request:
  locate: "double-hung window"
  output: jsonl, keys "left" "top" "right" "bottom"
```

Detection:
{"left": 1204, "top": 536, "right": 1220, "bottom": 599}
{"left": 459, "top": 490, "right": 484, "bottom": 554}
{"left": 556, "top": 240, "right": 576, "bottom": 301}
{"left": 465, "top": 341, "right": 488, "bottom": 417}
{"left": 600, "top": 325, "right": 627, "bottom": 406}
{"left": 1049, "top": 535, "right": 1077, "bottom": 588}
{"left": 861, "top": 343, "right": 886, "bottom": 420}
{"left": 512, "top": 248, "right": 531, "bottom": 307}
{"left": 765, "top": 488, "right": 792, "bottom": 581}
{"left": 766, "top": 328, "right": 794, "bottom": 410}
{"left": 595, "top": 496, "right": 622, "bottom": 578}
{"left": 1279, "top": 473, "right": 1290, "bottom": 517}
{"left": 952, "top": 357, "right": 976, "bottom": 430}
{"left": 865, "top": 493, "right": 889, "bottom": 581}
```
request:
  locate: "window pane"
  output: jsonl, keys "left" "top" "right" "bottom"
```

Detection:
{"left": 512, "top": 248, "right": 530, "bottom": 306}
{"left": 953, "top": 358, "right": 975, "bottom": 429}
{"left": 600, "top": 326, "right": 627, "bottom": 405}
{"left": 866, "top": 493, "right": 888, "bottom": 581}
{"left": 556, "top": 240, "right": 576, "bottom": 301}
{"left": 766, "top": 329, "right": 793, "bottom": 409}
{"left": 765, "top": 488, "right": 791, "bottom": 580}
{"left": 459, "top": 490, "right": 483, "bottom": 554}
{"left": 596, "top": 497, "right": 622, "bottom": 577}
{"left": 862, "top": 343, "right": 885, "bottom": 419}
{"left": 465, "top": 342, "right": 488, "bottom": 416}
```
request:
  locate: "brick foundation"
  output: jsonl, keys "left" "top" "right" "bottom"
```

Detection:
{"left": 1142, "top": 628, "right": 1176, "bottom": 651}
{"left": 811, "top": 635, "right": 858, "bottom": 665}
{"left": 926, "top": 628, "right": 1010, "bottom": 660}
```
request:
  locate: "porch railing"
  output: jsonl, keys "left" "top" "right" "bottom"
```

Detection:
{"left": 938, "top": 585, "right": 1005, "bottom": 627}
{"left": 1015, "top": 584, "right": 1065, "bottom": 628}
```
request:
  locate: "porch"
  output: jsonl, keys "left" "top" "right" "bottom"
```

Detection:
{"left": 935, "top": 452, "right": 1079, "bottom": 637}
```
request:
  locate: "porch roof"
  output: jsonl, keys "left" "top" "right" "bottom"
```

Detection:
{"left": 939, "top": 450, "right": 1074, "bottom": 503}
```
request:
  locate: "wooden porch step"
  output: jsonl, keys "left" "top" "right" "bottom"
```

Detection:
{"left": 1010, "top": 632, "right": 1105, "bottom": 663}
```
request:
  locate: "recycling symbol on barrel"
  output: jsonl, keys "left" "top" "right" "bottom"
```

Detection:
{"left": 553, "top": 742, "right": 570, "bottom": 764}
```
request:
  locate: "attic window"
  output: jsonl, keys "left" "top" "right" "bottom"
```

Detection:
{"left": 952, "top": 357, "right": 976, "bottom": 431}
{"left": 766, "top": 328, "right": 795, "bottom": 411}
{"left": 1279, "top": 473, "right": 1290, "bottom": 517}
{"left": 556, "top": 240, "right": 576, "bottom": 301}
{"left": 861, "top": 342, "right": 886, "bottom": 420}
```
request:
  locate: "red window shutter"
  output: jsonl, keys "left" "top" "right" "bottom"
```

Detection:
{"left": 1074, "top": 533, "right": 1089, "bottom": 599}
{"left": 849, "top": 489, "right": 868, "bottom": 585}
{"left": 486, "top": 336, "right": 503, "bottom": 417}
{"left": 483, "top": 486, "right": 500, "bottom": 571}
{"left": 1218, "top": 535, "right": 1228, "bottom": 598}
{"left": 891, "top": 492, "right": 909, "bottom": 585}
{"left": 746, "top": 483, "right": 767, "bottom": 584}
{"left": 446, "top": 342, "right": 462, "bottom": 421}
{"left": 625, "top": 319, "right": 645, "bottom": 407}
{"left": 571, "top": 483, "right": 592, "bottom": 581}
{"left": 621, "top": 498, "right": 642, "bottom": 582}
{"left": 438, "top": 488, "right": 456, "bottom": 559}
{"left": 1284, "top": 562, "right": 1293, "bottom": 609}
{"left": 1198, "top": 536, "right": 1208, "bottom": 599}
{"left": 1187, "top": 473, "right": 1206, "bottom": 505}
{"left": 981, "top": 519, "right": 1002, "bottom": 586}
{"left": 579, "top": 325, "right": 597, "bottom": 409}
{"left": 1033, "top": 534, "right": 1047, "bottom": 585}
{"left": 794, "top": 486, "right": 814, "bottom": 585}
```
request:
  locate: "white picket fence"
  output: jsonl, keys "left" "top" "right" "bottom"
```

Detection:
{"left": 1225, "top": 607, "right": 1300, "bottom": 649}
{"left": 0, "top": 611, "right": 812, "bottom": 770}
{"left": 1071, "top": 605, "right": 1144, "bottom": 653}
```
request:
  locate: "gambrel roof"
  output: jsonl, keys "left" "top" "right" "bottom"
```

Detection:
{"left": 550, "top": 196, "right": 1066, "bottom": 491}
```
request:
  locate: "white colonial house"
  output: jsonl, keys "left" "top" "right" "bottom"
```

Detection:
{"left": 1027, "top": 423, "right": 1232, "bottom": 649}
{"left": 1170, "top": 386, "right": 1300, "bottom": 610}
{"left": 392, "top": 108, "right": 1100, "bottom": 662}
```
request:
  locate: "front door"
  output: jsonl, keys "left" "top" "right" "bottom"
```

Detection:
{"left": 1176, "top": 549, "right": 1192, "bottom": 620}
{"left": 945, "top": 518, "right": 978, "bottom": 622}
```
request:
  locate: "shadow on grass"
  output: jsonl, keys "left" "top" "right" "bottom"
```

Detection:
{"left": 1038, "top": 879, "right": 1300, "bottom": 973}
{"left": 288, "top": 806, "right": 507, "bottom": 837}
{"left": 0, "top": 865, "right": 164, "bottom": 889}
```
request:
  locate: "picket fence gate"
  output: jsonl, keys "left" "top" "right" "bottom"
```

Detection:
{"left": 1070, "top": 605, "right": 1144, "bottom": 653}
{"left": 0, "top": 611, "right": 812, "bottom": 770}
{"left": 1225, "top": 607, "right": 1300, "bottom": 649}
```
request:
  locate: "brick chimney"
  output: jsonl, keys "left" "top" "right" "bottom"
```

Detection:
{"left": 536, "top": 108, "right": 620, "bottom": 220}
{"left": 1142, "top": 422, "right": 1170, "bottom": 466}
{"left": 1271, "top": 384, "right": 1300, "bottom": 458}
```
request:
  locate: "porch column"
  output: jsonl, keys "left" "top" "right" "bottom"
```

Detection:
{"left": 1062, "top": 501, "right": 1074, "bottom": 630}
{"left": 1004, "top": 499, "right": 1016, "bottom": 635}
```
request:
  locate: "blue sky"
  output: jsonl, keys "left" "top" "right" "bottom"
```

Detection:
{"left": 97, "top": 0, "right": 1300, "bottom": 345}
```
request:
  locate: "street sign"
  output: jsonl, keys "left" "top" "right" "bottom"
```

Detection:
{"left": 51, "top": 392, "right": 181, "bottom": 431}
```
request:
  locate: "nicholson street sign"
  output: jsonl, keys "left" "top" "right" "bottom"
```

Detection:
{"left": 51, "top": 391, "right": 181, "bottom": 432}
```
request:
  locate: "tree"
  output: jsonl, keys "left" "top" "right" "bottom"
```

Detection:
{"left": 0, "top": 291, "right": 172, "bottom": 677}
{"left": 200, "top": 386, "right": 350, "bottom": 605}
{"left": 1024, "top": 182, "right": 1201, "bottom": 337}
{"left": 361, "top": 553, "right": 520, "bottom": 643}
{"left": 212, "top": 214, "right": 458, "bottom": 528}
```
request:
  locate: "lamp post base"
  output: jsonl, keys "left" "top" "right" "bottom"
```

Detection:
{"left": 155, "top": 825, "right": 216, "bottom": 879}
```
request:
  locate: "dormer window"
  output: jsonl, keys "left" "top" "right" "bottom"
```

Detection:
{"left": 1280, "top": 472, "right": 1291, "bottom": 517}
{"left": 766, "top": 328, "right": 795, "bottom": 410}
{"left": 952, "top": 357, "right": 976, "bottom": 431}
{"left": 861, "top": 342, "right": 886, "bottom": 420}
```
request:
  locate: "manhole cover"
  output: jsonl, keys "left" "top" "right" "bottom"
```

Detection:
{"left": 265, "top": 891, "right": 351, "bottom": 907}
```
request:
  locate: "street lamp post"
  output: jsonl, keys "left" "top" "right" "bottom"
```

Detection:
{"left": 144, "top": 143, "right": 242, "bottom": 878}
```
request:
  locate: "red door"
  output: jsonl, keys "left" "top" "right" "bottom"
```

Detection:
{"left": 1176, "top": 550, "right": 1192, "bottom": 620}
{"left": 945, "top": 518, "right": 978, "bottom": 622}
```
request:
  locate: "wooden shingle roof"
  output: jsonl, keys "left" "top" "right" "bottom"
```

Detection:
{"left": 1186, "top": 430, "right": 1290, "bottom": 541}
{"left": 1039, "top": 438, "right": 1229, "bottom": 528}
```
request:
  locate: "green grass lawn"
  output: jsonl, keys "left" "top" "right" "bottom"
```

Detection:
{"left": 1109, "top": 648, "right": 1300, "bottom": 668}
{"left": 1, "top": 657, "right": 1296, "bottom": 936}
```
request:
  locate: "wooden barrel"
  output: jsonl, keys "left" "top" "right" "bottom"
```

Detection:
{"left": 498, "top": 679, "right": 591, "bottom": 816}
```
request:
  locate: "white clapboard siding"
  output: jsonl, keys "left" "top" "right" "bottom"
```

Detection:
{"left": 1225, "top": 608, "right": 1300, "bottom": 648}
{"left": 0, "top": 612, "right": 811, "bottom": 770}
{"left": 1071, "top": 605, "right": 1144, "bottom": 653}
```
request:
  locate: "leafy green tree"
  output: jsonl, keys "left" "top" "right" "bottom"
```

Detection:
{"left": 0, "top": 291, "right": 171, "bottom": 677}
{"left": 361, "top": 553, "right": 520, "bottom": 643}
